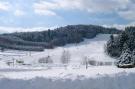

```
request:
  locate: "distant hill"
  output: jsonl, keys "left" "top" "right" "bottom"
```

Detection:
{"left": 0, "top": 24, "right": 122, "bottom": 51}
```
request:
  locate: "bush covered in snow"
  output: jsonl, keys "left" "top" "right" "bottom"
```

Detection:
{"left": 38, "top": 56, "right": 53, "bottom": 64}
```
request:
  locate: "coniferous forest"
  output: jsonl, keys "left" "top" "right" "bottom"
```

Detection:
{"left": 106, "top": 27, "right": 135, "bottom": 68}
{"left": 0, "top": 25, "right": 121, "bottom": 51}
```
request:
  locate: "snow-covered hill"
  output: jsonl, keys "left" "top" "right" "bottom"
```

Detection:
{"left": 20, "top": 34, "right": 114, "bottom": 65}
{"left": 0, "top": 34, "right": 114, "bottom": 67}
{"left": 0, "top": 34, "right": 135, "bottom": 89}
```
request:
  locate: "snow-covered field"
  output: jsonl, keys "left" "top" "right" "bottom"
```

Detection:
{"left": 0, "top": 34, "right": 114, "bottom": 67}
{"left": 0, "top": 34, "right": 135, "bottom": 89}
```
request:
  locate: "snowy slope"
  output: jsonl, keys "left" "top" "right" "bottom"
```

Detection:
{"left": 0, "top": 34, "right": 114, "bottom": 67}
{"left": 21, "top": 34, "right": 114, "bottom": 65}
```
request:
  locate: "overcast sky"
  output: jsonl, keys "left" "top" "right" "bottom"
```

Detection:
{"left": 0, "top": 0, "right": 135, "bottom": 32}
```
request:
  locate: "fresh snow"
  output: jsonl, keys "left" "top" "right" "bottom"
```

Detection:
{"left": 0, "top": 66, "right": 134, "bottom": 80}
{"left": 0, "top": 34, "right": 135, "bottom": 89}
{"left": 0, "top": 66, "right": 135, "bottom": 89}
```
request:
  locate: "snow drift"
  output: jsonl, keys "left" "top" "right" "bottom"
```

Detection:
{"left": 0, "top": 72, "right": 135, "bottom": 89}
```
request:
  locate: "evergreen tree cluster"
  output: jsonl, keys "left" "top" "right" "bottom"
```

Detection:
{"left": 106, "top": 27, "right": 135, "bottom": 68}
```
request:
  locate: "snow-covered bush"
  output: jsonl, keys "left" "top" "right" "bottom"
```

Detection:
{"left": 6, "top": 61, "right": 14, "bottom": 66}
{"left": 16, "top": 60, "right": 24, "bottom": 64}
{"left": 38, "top": 56, "right": 53, "bottom": 64}
{"left": 104, "top": 61, "right": 113, "bottom": 66}
{"left": 88, "top": 60, "right": 97, "bottom": 66}
{"left": 97, "top": 61, "right": 104, "bottom": 66}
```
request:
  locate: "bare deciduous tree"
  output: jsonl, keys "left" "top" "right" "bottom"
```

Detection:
{"left": 61, "top": 50, "right": 71, "bottom": 68}
{"left": 81, "top": 56, "right": 89, "bottom": 69}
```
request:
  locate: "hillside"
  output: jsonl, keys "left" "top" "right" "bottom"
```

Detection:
{"left": 0, "top": 34, "right": 114, "bottom": 66}
{"left": 0, "top": 34, "right": 135, "bottom": 89}
{"left": 0, "top": 25, "right": 121, "bottom": 51}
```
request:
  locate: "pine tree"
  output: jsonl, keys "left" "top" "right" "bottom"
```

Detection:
{"left": 117, "top": 48, "right": 133, "bottom": 68}
{"left": 131, "top": 49, "right": 135, "bottom": 65}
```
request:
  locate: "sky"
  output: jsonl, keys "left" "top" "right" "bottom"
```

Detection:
{"left": 0, "top": 0, "right": 135, "bottom": 32}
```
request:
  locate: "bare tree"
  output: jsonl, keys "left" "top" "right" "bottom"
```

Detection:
{"left": 61, "top": 50, "right": 71, "bottom": 68}
{"left": 81, "top": 56, "right": 89, "bottom": 69}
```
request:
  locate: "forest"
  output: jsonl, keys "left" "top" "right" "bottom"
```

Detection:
{"left": 0, "top": 25, "right": 121, "bottom": 51}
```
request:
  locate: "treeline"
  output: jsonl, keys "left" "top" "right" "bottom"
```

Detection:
{"left": 106, "top": 26, "right": 135, "bottom": 68}
{"left": 1, "top": 24, "right": 121, "bottom": 51}
{"left": 0, "top": 36, "right": 45, "bottom": 51}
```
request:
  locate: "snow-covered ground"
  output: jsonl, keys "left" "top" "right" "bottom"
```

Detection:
{"left": 0, "top": 34, "right": 135, "bottom": 89}
{"left": 0, "top": 66, "right": 135, "bottom": 89}
{"left": 0, "top": 34, "right": 114, "bottom": 66}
